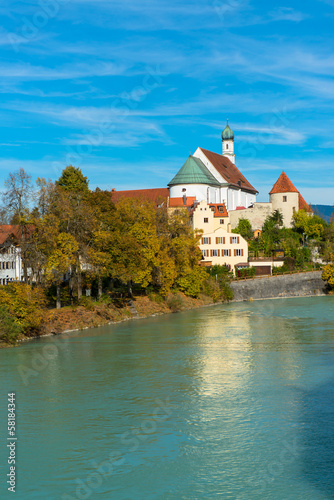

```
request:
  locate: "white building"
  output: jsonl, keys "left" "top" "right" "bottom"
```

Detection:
{"left": 168, "top": 120, "right": 258, "bottom": 211}
{"left": 0, "top": 226, "right": 24, "bottom": 285}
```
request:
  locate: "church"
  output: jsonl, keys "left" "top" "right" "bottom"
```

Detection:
{"left": 110, "top": 120, "right": 311, "bottom": 270}
{"left": 168, "top": 120, "right": 258, "bottom": 211}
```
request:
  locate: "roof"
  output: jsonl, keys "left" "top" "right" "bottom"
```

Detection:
{"left": 208, "top": 203, "right": 229, "bottom": 217}
{"left": 169, "top": 196, "right": 196, "bottom": 207}
{"left": 299, "top": 193, "right": 311, "bottom": 212}
{"left": 269, "top": 171, "right": 299, "bottom": 194}
{"left": 111, "top": 188, "right": 169, "bottom": 205}
{"left": 221, "top": 119, "right": 234, "bottom": 141}
{"left": 269, "top": 171, "right": 312, "bottom": 212}
{"left": 168, "top": 156, "right": 221, "bottom": 187}
{"left": 0, "top": 225, "right": 21, "bottom": 245}
{"left": 199, "top": 148, "right": 258, "bottom": 194}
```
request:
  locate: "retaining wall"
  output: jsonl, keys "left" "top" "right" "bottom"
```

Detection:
{"left": 231, "top": 271, "right": 327, "bottom": 301}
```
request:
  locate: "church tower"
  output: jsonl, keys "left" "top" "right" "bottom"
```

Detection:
{"left": 221, "top": 118, "right": 235, "bottom": 164}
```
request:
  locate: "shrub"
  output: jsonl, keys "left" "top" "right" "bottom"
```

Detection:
{"left": 166, "top": 292, "right": 185, "bottom": 312}
{"left": 0, "top": 306, "right": 22, "bottom": 344}
{"left": 0, "top": 283, "right": 46, "bottom": 339}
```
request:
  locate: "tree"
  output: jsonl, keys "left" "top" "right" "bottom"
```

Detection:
{"left": 56, "top": 165, "right": 89, "bottom": 194}
{"left": 2, "top": 168, "right": 34, "bottom": 281}
{"left": 232, "top": 218, "right": 253, "bottom": 240}
{"left": 293, "top": 210, "right": 325, "bottom": 240}
{"left": 45, "top": 233, "right": 79, "bottom": 309}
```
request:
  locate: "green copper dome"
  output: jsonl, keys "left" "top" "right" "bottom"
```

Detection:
{"left": 168, "top": 156, "right": 220, "bottom": 187}
{"left": 221, "top": 118, "right": 234, "bottom": 141}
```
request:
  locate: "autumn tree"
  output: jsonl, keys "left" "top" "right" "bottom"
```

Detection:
{"left": 2, "top": 168, "right": 34, "bottom": 281}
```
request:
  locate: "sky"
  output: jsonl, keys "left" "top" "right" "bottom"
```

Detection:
{"left": 0, "top": 0, "right": 334, "bottom": 204}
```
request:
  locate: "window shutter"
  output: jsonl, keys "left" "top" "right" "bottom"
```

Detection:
{"left": 230, "top": 237, "right": 232, "bottom": 244}
{"left": 218, "top": 249, "right": 220, "bottom": 257}
{"left": 210, "top": 250, "right": 213, "bottom": 257}
{"left": 201, "top": 238, "right": 204, "bottom": 244}
{"left": 209, "top": 237, "right": 211, "bottom": 244}
{"left": 234, "top": 249, "right": 236, "bottom": 257}
{"left": 241, "top": 249, "right": 244, "bottom": 257}
{"left": 223, "top": 237, "right": 225, "bottom": 244}
{"left": 237, "top": 237, "right": 240, "bottom": 244}
{"left": 229, "top": 249, "right": 231, "bottom": 257}
{"left": 216, "top": 237, "right": 218, "bottom": 244}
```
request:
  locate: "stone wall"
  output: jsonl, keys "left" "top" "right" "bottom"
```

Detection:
{"left": 229, "top": 202, "right": 272, "bottom": 230}
{"left": 231, "top": 271, "right": 327, "bottom": 301}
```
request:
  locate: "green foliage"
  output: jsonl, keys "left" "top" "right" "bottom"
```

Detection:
{"left": 293, "top": 210, "right": 325, "bottom": 239}
{"left": 177, "top": 266, "right": 208, "bottom": 297}
{"left": 322, "top": 255, "right": 334, "bottom": 287}
{"left": 56, "top": 165, "right": 89, "bottom": 194}
{"left": 0, "top": 283, "right": 46, "bottom": 338}
{"left": 232, "top": 218, "right": 253, "bottom": 240}
{"left": 235, "top": 267, "right": 256, "bottom": 278}
{"left": 0, "top": 306, "right": 23, "bottom": 344}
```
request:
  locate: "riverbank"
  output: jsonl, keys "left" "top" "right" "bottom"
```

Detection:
{"left": 0, "top": 292, "right": 215, "bottom": 348}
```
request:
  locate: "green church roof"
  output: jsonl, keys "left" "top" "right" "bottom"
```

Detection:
{"left": 168, "top": 156, "right": 221, "bottom": 187}
{"left": 221, "top": 118, "right": 234, "bottom": 141}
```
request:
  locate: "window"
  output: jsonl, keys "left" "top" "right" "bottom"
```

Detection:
{"left": 223, "top": 249, "right": 229, "bottom": 256}
{"left": 202, "top": 249, "right": 208, "bottom": 257}
{"left": 216, "top": 237, "right": 225, "bottom": 244}
{"left": 220, "top": 219, "right": 224, "bottom": 224}
{"left": 219, "top": 206, "right": 225, "bottom": 213}
{"left": 12, "top": 262, "right": 15, "bottom": 269}
{"left": 226, "top": 144, "right": 229, "bottom": 150}
{"left": 6, "top": 262, "right": 9, "bottom": 269}
{"left": 231, "top": 236, "right": 238, "bottom": 244}
{"left": 236, "top": 249, "right": 242, "bottom": 256}
{"left": 283, "top": 196, "right": 287, "bottom": 202}
{"left": 202, "top": 237, "right": 210, "bottom": 244}
{"left": 204, "top": 218, "right": 208, "bottom": 223}
{"left": 212, "top": 249, "right": 218, "bottom": 257}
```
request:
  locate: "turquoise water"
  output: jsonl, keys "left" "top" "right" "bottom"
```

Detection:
{"left": 1, "top": 296, "right": 334, "bottom": 499}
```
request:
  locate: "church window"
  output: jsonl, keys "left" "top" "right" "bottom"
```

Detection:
{"left": 204, "top": 218, "right": 208, "bottom": 223}
{"left": 226, "top": 144, "right": 229, "bottom": 150}
{"left": 283, "top": 196, "right": 287, "bottom": 202}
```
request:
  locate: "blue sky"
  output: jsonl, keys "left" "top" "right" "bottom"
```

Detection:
{"left": 0, "top": 0, "right": 334, "bottom": 204}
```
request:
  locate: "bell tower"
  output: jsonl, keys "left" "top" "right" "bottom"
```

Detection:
{"left": 221, "top": 118, "right": 235, "bottom": 164}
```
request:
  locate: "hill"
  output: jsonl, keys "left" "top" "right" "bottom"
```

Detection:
{"left": 312, "top": 205, "right": 334, "bottom": 222}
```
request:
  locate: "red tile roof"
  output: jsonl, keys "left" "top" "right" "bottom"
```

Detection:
{"left": 269, "top": 171, "right": 312, "bottom": 212}
{"left": 299, "top": 193, "right": 312, "bottom": 212}
{"left": 111, "top": 188, "right": 169, "bottom": 205}
{"left": 199, "top": 148, "right": 258, "bottom": 194}
{"left": 169, "top": 196, "right": 196, "bottom": 207}
{"left": 208, "top": 203, "right": 228, "bottom": 217}
{"left": 0, "top": 225, "right": 21, "bottom": 245}
{"left": 269, "top": 171, "right": 299, "bottom": 194}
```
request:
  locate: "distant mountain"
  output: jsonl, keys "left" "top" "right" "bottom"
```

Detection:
{"left": 311, "top": 205, "right": 334, "bottom": 222}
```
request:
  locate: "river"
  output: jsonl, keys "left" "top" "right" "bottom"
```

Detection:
{"left": 1, "top": 296, "right": 334, "bottom": 499}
